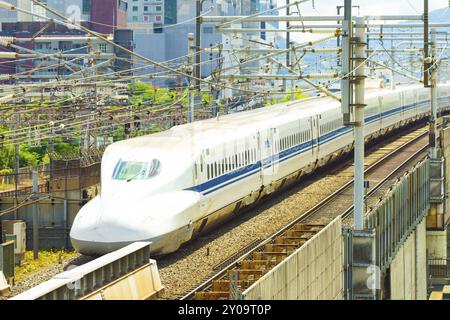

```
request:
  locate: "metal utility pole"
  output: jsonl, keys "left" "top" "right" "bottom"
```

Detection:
{"left": 341, "top": 0, "right": 353, "bottom": 125}
{"left": 337, "top": 5, "right": 360, "bottom": 67}
{"left": 341, "top": 0, "right": 366, "bottom": 231}
{"left": 424, "top": 0, "right": 430, "bottom": 87}
{"left": 286, "top": 0, "right": 291, "bottom": 72}
{"left": 353, "top": 16, "right": 367, "bottom": 230}
{"left": 289, "top": 41, "right": 295, "bottom": 102}
{"left": 14, "top": 111, "right": 20, "bottom": 220}
{"left": 32, "top": 171, "right": 39, "bottom": 260}
{"left": 337, "top": 5, "right": 343, "bottom": 67}
{"left": 430, "top": 28, "right": 438, "bottom": 157}
{"left": 195, "top": 0, "right": 203, "bottom": 91}
{"left": 188, "top": 33, "right": 195, "bottom": 123}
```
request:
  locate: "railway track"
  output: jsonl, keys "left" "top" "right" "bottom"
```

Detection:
{"left": 180, "top": 127, "right": 429, "bottom": 300}
{"left": 8, "top": 125, "right": 430, "bottom": 300}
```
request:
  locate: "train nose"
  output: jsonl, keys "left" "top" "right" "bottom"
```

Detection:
{"left": 70, "top": 236, "right": 131, "bottom": 256}
{"left": 70, "top": 197, "right": 154, "bottom": 256}
{"left": 70, "top": 221, "right": 155, "bottom": 256}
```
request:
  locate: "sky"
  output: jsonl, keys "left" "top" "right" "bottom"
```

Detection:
{"left": 275, "top": 0, "right": 449, "bottom": 15}
{"left": 274, "top": 0, "right": 449, "bottom": 43}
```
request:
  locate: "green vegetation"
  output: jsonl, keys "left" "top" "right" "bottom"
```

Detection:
{"left": 0, "top": 82, "right": 307, "bottom": 172}
{"left": 129, "top": 82, "right": 180, "bottom": 106}
{"left": 266, "top": 87, "right": 309, "bottom": 106}
{"left": 0, "top": 126, "right": 80, "bottom": 171}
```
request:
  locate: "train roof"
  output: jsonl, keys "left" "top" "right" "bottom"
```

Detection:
{"left": 107, "top": 83, "right": 436, "bottom": 155}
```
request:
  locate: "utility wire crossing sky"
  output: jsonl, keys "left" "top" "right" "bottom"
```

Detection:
{"left": 276, "top": 0, "right": 448, "bottom": 15}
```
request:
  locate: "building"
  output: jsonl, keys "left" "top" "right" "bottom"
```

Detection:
{"left": 0, "top": 0, "right": 129, "bottom": 34}
{"left": 0, "top": 0, "right": 133, "bottom": 83}
{"left": 126, "top": 0, "right": 279, "bottom": 87}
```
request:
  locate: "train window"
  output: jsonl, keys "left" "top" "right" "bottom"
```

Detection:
{"left": 207, "top": 164, "right": 210, "bottom": 180}
{"left": 113, "top": 159, "right": 161, "bottom": 181}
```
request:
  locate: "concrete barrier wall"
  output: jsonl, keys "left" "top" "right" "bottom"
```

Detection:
{"left": 242, "top": 216, "right": 343, "bottom": 300}
{"left": 390, "top": 219, "right": 427, "bottom": 300}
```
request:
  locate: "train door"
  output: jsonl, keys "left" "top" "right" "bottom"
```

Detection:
{"left": 399, "top": 92, "right": 404, "bottom": 120}
{"left": 378, "top": 96, "right": 384, "bottom": 129}
{"left": 310, "top": 115, "right": 320, "bottom": 161}
{"left": 259, "top": 128, "right": 276, "bottom": 186}
{"left": 413, "top": 91, "right": 418, "bottom": 115}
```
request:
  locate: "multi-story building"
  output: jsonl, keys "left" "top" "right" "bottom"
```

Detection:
{"left": 0, "top": 0, "right": 129, "bottom": 34}
{"left": 126, "top": 0, "right": 279, "bottom": 87}
{"left": 0, "top": 0, "right": 133, "bottom": 83}
{"left": 128, "top": 0, "right": 165, "bottom": 24}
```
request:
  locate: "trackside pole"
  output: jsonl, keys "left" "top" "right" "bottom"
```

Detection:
{"left": 353, "top": 17, "right": 367, "bottom": 230}
{"left": 430, "top": 28, "right": 438, "bottom": 158}
{"left": 188, "top": 33, "right": 195, "bottom": 123}
{"left": 32, "top": 171, "right": 39, "bottom": 260}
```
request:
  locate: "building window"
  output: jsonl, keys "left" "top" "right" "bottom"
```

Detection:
{"left": 154, "top": 24, "right": 163, "bottom": 33}
{"left": 132, "top": 16, "right": 138, "bottom": 22}
{"left": 133, "top": 6, "right": 138, "bottom": 12}
{"left": 99, "top": 43, "right": 107, "bottom": 53}
{"left": 155, "top": 6, "right": 161, "bottom": 11}
{"left": 82, "top": 0, "right": 91, "bottom": 15}
{"left": 155, "top": 15, "right": 161, "bottom": 22}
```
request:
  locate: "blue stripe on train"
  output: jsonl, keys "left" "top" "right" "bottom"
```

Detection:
{"left": 185, "top": 98, "right": 441, "bottom": 195}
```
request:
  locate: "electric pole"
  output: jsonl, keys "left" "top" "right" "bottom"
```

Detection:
{"left": 195, "top": 0, "right": 203, "bottom": 91}
{"left": 424, "top": 0, "right": 430, "bottom": 87}
{"left": 188, "top": 33, "right": 195, "bottom": 123}
{"left": 353, "top": 16, "right": 367, "bottom": 230}
{"left": 341, "top": 0, "right": 367, "bottom": 231}
{"left": 430, "top": 28, "right": 438, "bottom": 157}
{"left": 14, "top": 111, "right": 20, "bottom": 220}
{"left": 285, "top": 0, "right": 291, "bottom": 98}
{"left": 290, "top": 41, "right": 295, "bottom": 102}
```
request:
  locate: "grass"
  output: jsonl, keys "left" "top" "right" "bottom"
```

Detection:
{"left": 14, "top": 250, "right": 79, "bottom": 283}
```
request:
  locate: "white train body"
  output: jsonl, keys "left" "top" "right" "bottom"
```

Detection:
{"left": 70, "top": 84, "right": 450, "bottom": 255}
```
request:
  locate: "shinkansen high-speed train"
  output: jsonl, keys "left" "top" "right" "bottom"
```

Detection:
{"left": 70, "top": 84, "right": 450, "bottom": 256}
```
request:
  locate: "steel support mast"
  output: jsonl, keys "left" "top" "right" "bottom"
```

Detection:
{"left": 188, "top": 33, "right": 195, "bottom": 123}
{"left": 341, "top": 0, "right": 367, "bottom": 231}
{"left": 430, "top": 28, "right": 438, "bottom": 157}
{"left": 353, "top": 17, "right": 367, "bottom": 230}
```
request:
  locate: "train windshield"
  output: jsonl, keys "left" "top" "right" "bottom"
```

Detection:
{"left": 112, "top": 159, "right": 161, "bottom": 181}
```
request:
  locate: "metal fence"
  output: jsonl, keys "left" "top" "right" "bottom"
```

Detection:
{"left": 0, "top": 240, "right": 15, "bottom": 284}
{"left": 242, "top": 216, "right": 343, "bottom": 300}
{"left": 364, "top": 158, "right": 430, "bottom": 271}
{"left": 428, "top": 258, "right": 450, "bottom": 278}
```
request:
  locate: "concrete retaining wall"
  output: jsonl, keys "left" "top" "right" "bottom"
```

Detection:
{"left": 390, "top": 219, "right": 427, "bottom": 300}
{"left": 242, "top": 216, "right": 343, "bottom": 300}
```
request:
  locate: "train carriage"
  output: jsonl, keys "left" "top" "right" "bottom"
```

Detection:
{"left": 70, "top": 84, "right": 450, "bottom": 256}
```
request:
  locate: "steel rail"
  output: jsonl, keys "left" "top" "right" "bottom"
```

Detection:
{"left": 180, "top": 127, "right": 429, "bottom": 300}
